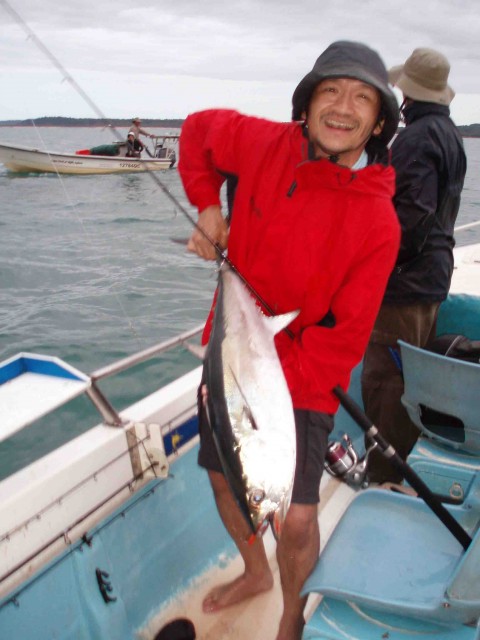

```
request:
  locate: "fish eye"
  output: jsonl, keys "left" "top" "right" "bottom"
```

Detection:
{"left": 248, "top": 488, "right": 265, "bottom": 507}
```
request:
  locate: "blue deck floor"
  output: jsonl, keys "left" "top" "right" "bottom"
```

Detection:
{"left": 0, "top": 445, "right": 235, "bottom": 639}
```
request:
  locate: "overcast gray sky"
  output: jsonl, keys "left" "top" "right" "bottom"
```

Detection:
{"left": 0, "top": 0, "right": 479, "bottom": 124}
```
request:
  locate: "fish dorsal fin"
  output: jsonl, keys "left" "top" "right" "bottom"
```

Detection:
{"left": 184, "top": 342, "right": 207, "bottom": 361}
{"left": 262, "top": 310, "right": 299, "bottom": 336}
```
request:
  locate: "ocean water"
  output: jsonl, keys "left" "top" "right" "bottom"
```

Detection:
{"left": 0, "top": 128, "right": 479, "bottom": 478}
{"left": 0, "top": 126, "right": 216, "bottom": 478}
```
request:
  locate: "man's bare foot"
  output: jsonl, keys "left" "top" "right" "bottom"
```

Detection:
{"left": 202, "top": 571, "right": 274, "bottom": 613}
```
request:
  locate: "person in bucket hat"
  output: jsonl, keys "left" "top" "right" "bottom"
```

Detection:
{"left": 388, "top": 48, "right": 455, "bottom": 106}
{"left": 362, "top": 48, "right": 467, "bottom": 484}
{"left": 178, "top": 40, "right": 400, "bottom": 639}
{"left": 130, "top": 116, "right": 155, "bottom": 140}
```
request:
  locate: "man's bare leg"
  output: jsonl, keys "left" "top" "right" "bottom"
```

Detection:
{"left": 202, "top": 470, "right": 274, "bottom": 613}
{"left": 275, "top": 503, "right": 319, "bottom": 640}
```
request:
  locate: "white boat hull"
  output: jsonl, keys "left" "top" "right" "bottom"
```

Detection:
{"left": 0, "top": 142, "right": 174, "bottom": 175}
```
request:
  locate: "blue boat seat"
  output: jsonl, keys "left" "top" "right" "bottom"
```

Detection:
{"left": 302, "top": 489, "right": 480, "bottom": 626}
{"left": 399, "top": 340, "right": 480, "bottom": 454}
{"left": 303, "top": 597, "right": 480, "bottom": 639}
{"left": 408, "top": 438, "right": 480, "bottom": 505}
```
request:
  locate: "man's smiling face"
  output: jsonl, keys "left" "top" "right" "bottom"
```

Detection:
{"left": 304, "top": 77, "right": 384, "bottom": 167}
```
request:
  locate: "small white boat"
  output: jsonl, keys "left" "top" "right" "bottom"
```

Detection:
{"left": 0, "top": 137, "right": 178, "bottom": 175}
{"left": 0, "top": 243, "right": 479, "bottom": 640}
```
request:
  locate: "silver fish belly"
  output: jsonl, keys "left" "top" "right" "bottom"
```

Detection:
{"left": 204, "top": 265, "right": 298, "bottom": 535}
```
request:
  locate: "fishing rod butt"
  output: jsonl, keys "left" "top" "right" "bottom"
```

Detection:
{"left": 332, "top": 384, "right": 472, "bottom": 551}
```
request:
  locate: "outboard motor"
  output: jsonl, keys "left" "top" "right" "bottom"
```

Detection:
{"left": 324, "top": 434, "right": 377, "bottom": 488}
{"left": 155, "top": 145, "right": 177, "bottom": 168}
{"left": 155, "top": 145, "right": 166, "bottom": 158}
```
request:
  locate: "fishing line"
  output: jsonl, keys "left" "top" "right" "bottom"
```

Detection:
{"left": 7, "top": 0, "right": 475, "bottom": 554}
{"left": 0, "top": 0, "right": 294, "bottom": 338}
{"left": 1, "top": 0, "right": 151, "bottom": 345}
{"left": 0, "top": 0, "right": 123, "bottom": 141}
{"left": 455, "top": 220, "right": 480, "bottom": 232}
{"left": 2, "top": 0, "right": 476, "bottom": 337}
{"left": 18, "top": 118, "right": 106, "bottom": 259}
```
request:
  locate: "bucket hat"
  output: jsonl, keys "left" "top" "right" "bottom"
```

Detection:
{"left": 389, "top": 48, "right": 455, "bottom": 106}
{"left": 291, "top": 41, "right": 399, "bottom": 146}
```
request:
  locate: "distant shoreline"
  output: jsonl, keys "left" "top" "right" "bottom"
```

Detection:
{"left": 0, "top": 117, "right": 184, "bottom": 128}
{"left": 0, "top": 117, "right": 479, "bottom": 137}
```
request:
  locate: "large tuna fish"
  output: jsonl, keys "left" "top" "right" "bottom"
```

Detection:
{"left": 203, "top": 264, "right": 298, "bottom": 537}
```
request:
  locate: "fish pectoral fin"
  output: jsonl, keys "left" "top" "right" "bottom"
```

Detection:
{"left": 184, "top": 342, "right": 207, "bottom": 361}
{"left": 262, "top": 309, "right": 300, "bottom": 336}
{"left": 242, "top": 402, "right": 259, "bottom": 431}
{"left": 228, "top": 365, "right": 259, "bottom": 431}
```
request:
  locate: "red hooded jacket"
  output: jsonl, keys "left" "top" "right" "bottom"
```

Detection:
{"left": 179, "top": 109, "right": 400, "bottom": 414}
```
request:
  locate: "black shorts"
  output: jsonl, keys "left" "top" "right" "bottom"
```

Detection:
{"left": 197, "top": 384, "right": 333, "bottom": 504}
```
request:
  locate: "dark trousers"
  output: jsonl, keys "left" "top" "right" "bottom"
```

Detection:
{"left": 361, "top": 301, "right": 440, "bottom": 483}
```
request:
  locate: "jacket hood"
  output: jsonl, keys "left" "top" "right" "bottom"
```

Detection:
{"left": 292, "top": 41, "right": 399, "bottom": 148}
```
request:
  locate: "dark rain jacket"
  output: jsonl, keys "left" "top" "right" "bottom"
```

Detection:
{"left": 179, "top": 110, "right": 400, "bottom": 414}
{"left": 384, "top": 102, "right": 467, "bottom": 304}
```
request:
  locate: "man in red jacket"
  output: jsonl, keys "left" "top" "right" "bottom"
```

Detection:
{"left": 179, "top": 41, "right": 400, "bottom": 640}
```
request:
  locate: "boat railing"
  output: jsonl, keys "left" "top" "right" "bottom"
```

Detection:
{"left": 91, "top": 323, "right": 203, "bottom": 381}
{"left": 87, "top": 323, "right": 203, "bottom": 427}
{"left": 151, "top": 134, "right": 178, "bottom": 162}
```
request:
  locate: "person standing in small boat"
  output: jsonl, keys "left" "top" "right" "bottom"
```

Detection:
{"left": 362, "top": 48, "right": 467, "bottom": 483}
{"left": 179, "top": 41, "right": 400, "bottom": 640}
{"left": 130, "top": 116, "right": 155, "bottom": 141}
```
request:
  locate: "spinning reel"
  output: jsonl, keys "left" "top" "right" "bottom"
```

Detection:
{"left": 324, "top": 433, "right": 377, "bottom": 488}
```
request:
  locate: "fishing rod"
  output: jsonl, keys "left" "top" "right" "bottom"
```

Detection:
{"left": 1, "top": 0, "right": 291, "bottom": 334}
{"left": 6, "top": 0, "right": 475, "bottom": 333}
{"left": 5, "top": 1, "right": 474, "bottom": 550}
{"left": 333, "top": 385, "right": 472, "bottom": 551}
{"left": 455, "top": 220, "right": 480, "bottom": 232}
